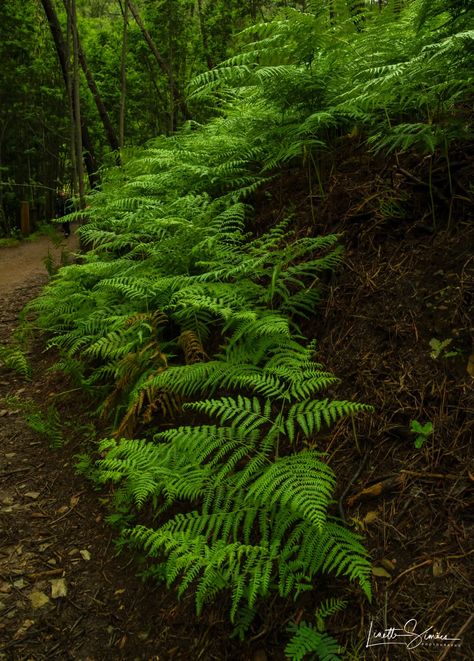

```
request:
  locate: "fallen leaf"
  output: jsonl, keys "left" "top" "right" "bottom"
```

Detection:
{"left": 56, "top": 505, "right": 69, "bottom": 515}
{"left": 372, "top": 566, "right": 392, "bottom": 578}
{"left": 80, "top": 549, "right": 91, "bottom": 561}
{"left": 13, "top": 579, "right": 25, "bottom": 589}
{"left": 70, "top": 494, "right": 80, "bottom": 508}
{"left": 363, "top": 511, "right": 378, "bottom": 526}
{"left": 50, "top": 578, "right": 67, "bottom": 598}
{"left": 467, "top": 353, "right": 474, "bottom": 377}
{"left": 0, "top": 410, "right": 8, "bottom": 417}
{"left": 13, "top": 619, "right": 34, "bottom": 640}
{"left": 25, "top": 492, "right": 40, "bottom": 500}
{"left": 347, "top": 475, "right": 405, "bottom": 507}
{"left": 432, "top": 558, "right": 444, "bottom": 578}
{"left": 29, "top": 590, "right": 50, "bottom": 609}
{"left": 380, "top": 558, "right": 396, "bottom": 572}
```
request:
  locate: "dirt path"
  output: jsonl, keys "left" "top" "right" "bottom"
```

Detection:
{"left": 0, "top": 229, "right": 80, "bottom": 297}
{"left": 0, "top": 236, "right": 248, "bottom": 660}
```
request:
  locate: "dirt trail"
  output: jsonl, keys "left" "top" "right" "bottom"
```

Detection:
{"left": 0, "top": 229, "right": 79, "bottom": 297}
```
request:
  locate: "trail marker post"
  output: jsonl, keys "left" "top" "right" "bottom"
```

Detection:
{"left": 20, "top": 201, "right": 31, "bottom": 236}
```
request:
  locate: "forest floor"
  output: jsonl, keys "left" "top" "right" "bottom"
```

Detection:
{"left": 0, "top": 178, "right": 473, "bottom": 660}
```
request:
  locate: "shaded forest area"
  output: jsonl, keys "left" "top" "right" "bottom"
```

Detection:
{"left": 1, "top": 1, "right": 473, "bottom": 659}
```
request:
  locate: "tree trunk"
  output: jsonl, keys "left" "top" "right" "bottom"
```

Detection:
{"left": 196, "top": 0, "right": 214, "bottom": 70}
{"left": 39, "top": 0, "right": 99, "bottom": 188}
{"left": 76, "top": 24, "right": 120, "bottom": 152}
{"left": 64, "top": 0, "right": 78, "bottom": 198}
{"left": 69, "top": 0, "right": 85, "bottom": 208}
{"left": 119, "top": 0, "right": 128, "bottom": 148}
{"left": 126, "top": 0, "right": 188, "bottom": 128}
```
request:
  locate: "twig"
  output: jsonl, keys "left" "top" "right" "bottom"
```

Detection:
{"left": 436, "top": 612, "right": 474, "bottom": 661}
{"left": 391, "top": 559, "right": 432, "bottom": 585}
{"left": 400, "top": 470, "right": 462, "bottom": 480}
{"left": 338, "top": 445, "right": 372, "bottom": 522}
{"left": 0, "top": 467, "right": 34, "bottom": 478}
{"left": 27, "top": 567, "right": 64, "bottom": 579}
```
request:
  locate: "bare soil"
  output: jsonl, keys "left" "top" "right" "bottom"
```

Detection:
{"left": 0, "top": 230, "right": 79, "bottom": 297}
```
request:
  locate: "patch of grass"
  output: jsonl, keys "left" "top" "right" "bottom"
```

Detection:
{"left": 0, "top": 237, "right": 21, "bottom": 248}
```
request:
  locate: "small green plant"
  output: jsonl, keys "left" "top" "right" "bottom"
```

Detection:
{"left": 0, "top": 237, "right": 21, "bottom": 248}
{"left": 5, "top": 396, "right": 64, "bottom": 448}
{"left": 410, "top": 420, "right": 433, "bottom": 449}
{"left": 0, "top": 344, "right": 31, "bottom": 378}
{"left": 285, "top": 598, "right": 347, "bottom": 660}
{"left": 429, "top": 338, "right": 459, "bottom": 359}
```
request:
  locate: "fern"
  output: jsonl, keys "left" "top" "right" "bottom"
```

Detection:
{"left": 0, "top": 344, "right": 31, "bottom": 379}
{"left": 285, "top": 623, "right": 342, "bottom": 661}
{"left": 285, "top": 598, "right": 347, "bottom": 660}
{"left": 98, "top": 340, "right": 373, "bottom": 618}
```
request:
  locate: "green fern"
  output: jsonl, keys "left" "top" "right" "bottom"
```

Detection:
{"left": 285, "top": 598, "right": 347, "bottom": 660}
{"left": 98, "top": 340, "right": 373, "bottom": 619}
{"left": 285, "top": 623, "right": 342, "bottom": 661}
{"left": 0, "top": 344, "right": 31, "bottom": 379}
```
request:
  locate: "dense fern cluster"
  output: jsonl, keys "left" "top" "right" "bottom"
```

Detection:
{"left": 99, "top": 343, "right": 372, "bottom": 620}
{"left": 27, "top": 0, "right": 474, "bottom": 652}
{"left": 192, "top": 0, "right": 474, "bottom": 158}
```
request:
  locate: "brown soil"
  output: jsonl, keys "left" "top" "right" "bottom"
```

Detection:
{"left": 0, "top": 230, "right": 79, "bottom": 296}
{"left": 1, "top": 160, "right": 473, "bottom": 660}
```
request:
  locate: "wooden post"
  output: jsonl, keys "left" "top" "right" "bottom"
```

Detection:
{"left": 20, "top": 201, "right": 31, "bottom": 236}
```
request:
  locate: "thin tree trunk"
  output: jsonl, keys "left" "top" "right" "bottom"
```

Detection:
{"left": 39, "top": 0, "right": 99, "bottom": 188}
{"left": 63, "top": 0, "right": 119, "bottom": 154}
{"left": 126, "top": 0, "right": 188, "bottom": 127}
{"left": 69, "top": 0, "right": 85, "bottom": 208}
{"left": 196, "top": 0, "right": 214, "bottom": 70}
{"left": 119, "top": 0, "right": 128, "bottom": 148}
{"left": 65, "top": 1, "right": 78, "bottom": 198}
{"left": 77, "top": 27, "right": 120, "bottom": 152}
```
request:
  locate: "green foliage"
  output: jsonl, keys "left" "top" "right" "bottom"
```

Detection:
{"left": 429, "top": 337, "right": 459, "bottom": 359}
{"left": 285, "top": 623, "right": 341, "bottom": 661}
{"left": 0, "top": 344, "right": 31, "bottom": 379}
{"left": 410, "top": 419, "right": 434, "bottom": 449}
{"left": 285, "top": 598, "right": 347, "bottom": 660}
{"left": 97, "top": 343, "right": 372, "bottom": 619}
{"left": 5, "top": 396, "right": 63, "bottom": 448}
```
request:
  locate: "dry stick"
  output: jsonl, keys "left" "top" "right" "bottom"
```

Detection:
{"left": 0, "top": 467, "right": 34, "bottom": 478}
{"left": 436, "top": 612, "right": 474, "bottom": 661}
{"left": 400, "top": 470, "right": 463, "bottom": 480}
{"left": 338, "top": 445, "right": 372, "bottom": 522}
{"left": 391, "top": 559, "right": 432, "bottom": 585}
{"left": 27, "top": 567, "right": 65, "bottom": 579}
